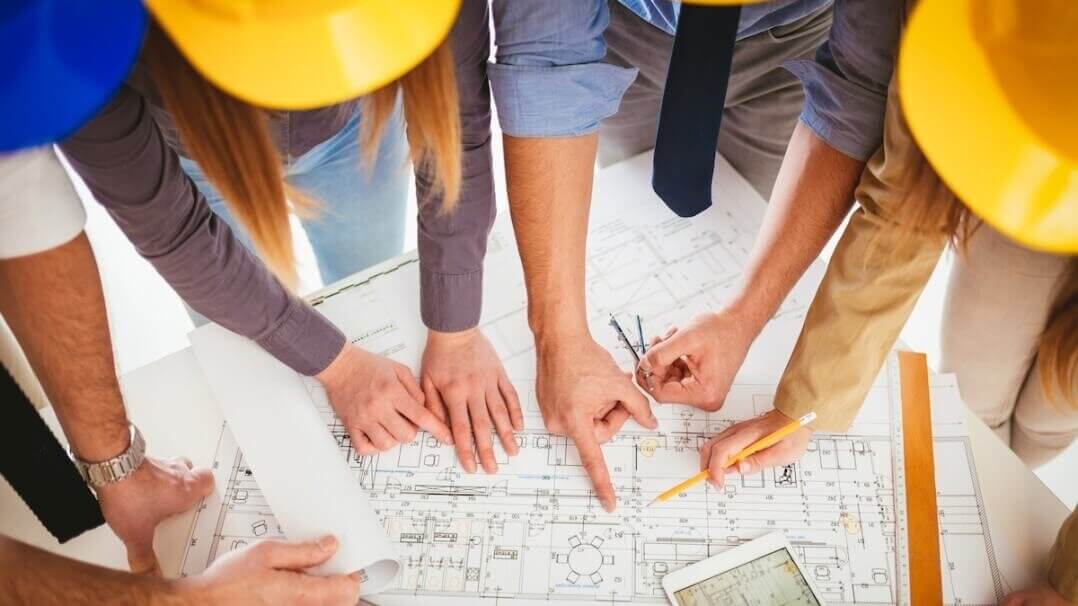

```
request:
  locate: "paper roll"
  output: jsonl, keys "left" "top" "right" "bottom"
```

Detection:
{"left": 191, "top": 324, "right": 400, "bottom": 594}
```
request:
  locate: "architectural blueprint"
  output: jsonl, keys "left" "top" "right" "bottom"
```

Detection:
{"left": 179, "top": 155, "right": 1003, "bottom": 604}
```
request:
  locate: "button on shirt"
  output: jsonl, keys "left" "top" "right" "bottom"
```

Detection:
{"left": 487, "top": 0, "right": 900, "bottom": 162}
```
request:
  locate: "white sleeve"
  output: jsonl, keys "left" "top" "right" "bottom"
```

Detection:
{"left": 0, "top": 146, "right": 87, "bottom": 259}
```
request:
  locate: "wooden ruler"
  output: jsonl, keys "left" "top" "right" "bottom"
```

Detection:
{"left": 898, "top": 351, "right": 943, "bottom": 605}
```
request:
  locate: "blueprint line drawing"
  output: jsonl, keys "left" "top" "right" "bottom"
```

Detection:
{"left": 179, "top": 154, "right": 1004, "bottom": 605}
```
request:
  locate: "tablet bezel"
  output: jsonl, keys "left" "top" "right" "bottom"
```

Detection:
{"left": 660, "top": 531, "right": 826, "bottom": 605}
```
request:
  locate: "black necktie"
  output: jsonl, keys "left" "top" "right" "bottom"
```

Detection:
{"left": 653, "top": 4, "right": 742, "bottom": 217}
{"left": 0, "top": 365, "right": 105, "bottom": 542}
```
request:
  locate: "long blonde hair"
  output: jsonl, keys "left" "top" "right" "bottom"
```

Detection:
{"left": 1039, "top": 265, "right": 1077, "bottom": 407}
{"left": 886, "top": 99, "right": 1076, "bottom": 409}
{"left": 143, "top": 22, "right": 460, "bottom": 288}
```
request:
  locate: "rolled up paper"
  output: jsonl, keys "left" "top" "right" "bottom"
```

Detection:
{"left": 191, "top": 324, "right": 400, "bottom": 593}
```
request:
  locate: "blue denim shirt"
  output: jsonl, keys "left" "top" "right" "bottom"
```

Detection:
{"left": 488, "top": 0, "right": 900, "bottom": 162}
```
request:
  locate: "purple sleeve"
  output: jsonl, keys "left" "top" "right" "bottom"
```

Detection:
{"left": 59, "top": 87, "right": 346, "bottom": 375}
{"left": 414, "top": 0, "right": 497, "bottom": 332}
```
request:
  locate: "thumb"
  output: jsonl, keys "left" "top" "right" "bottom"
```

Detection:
{"left": 262, "top": 536, "right": 339, "bottom": 571}
{"left": 735, "top": 452, "right": 765, "bottom": 476}
{"left": 641, "top": 329, "right": 699, "bottom": 378}
{"left": 617, "top": 379, "right": 657, "bottom": 430}
{"left": 126, "top": 541, "right": 161, "bottom": 576}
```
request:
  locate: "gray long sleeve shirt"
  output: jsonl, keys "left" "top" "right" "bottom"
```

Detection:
{"left": 59, "top": 0, "right": 494, "bottom": 376}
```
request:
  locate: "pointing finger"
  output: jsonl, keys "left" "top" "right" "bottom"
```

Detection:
{"left": 572, "top": 430, "right": 615, "bottom": 512}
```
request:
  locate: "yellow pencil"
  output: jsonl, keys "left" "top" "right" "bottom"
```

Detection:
{"left": 647, "top": 411, "right": 816, "bottom": 506}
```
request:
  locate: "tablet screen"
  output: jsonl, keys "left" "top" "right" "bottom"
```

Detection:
{"left": 672, "top": 547, "right": 820, "bottom": 606}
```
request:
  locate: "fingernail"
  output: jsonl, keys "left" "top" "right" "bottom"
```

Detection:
{"left": 738, "top": 461, "right": 749, "bottom": 474}
{"left": 318, "top": 536, "right": 337, "bottom": 552}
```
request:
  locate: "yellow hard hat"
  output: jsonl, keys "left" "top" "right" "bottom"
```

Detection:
{"left": 144, "top": 0, "right": 461, "bottom": 110}
{"left": 899, "top": 0, "right": 1078, "bottom": 253}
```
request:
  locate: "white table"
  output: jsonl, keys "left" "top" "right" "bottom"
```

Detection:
{"left": 0, "top": 345, "right": 1070, "bottom": 597}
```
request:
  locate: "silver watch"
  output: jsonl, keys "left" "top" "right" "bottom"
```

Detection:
{"left": 70, "top": 424, "right": 146, "bottom": 489}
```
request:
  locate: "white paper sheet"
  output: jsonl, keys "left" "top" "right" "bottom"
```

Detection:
{"left": 189, "top": 325, "right": 400, "bottom": 593}
{"left": 180, "top": 152, "right": 1006, "bottom": 604}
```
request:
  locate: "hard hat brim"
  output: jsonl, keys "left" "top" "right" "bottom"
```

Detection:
{"left": 0, "top": 1, "right": 147, "bottom": 152}
{"left": 145, "top": 0, "right": 461, "bottom": 110}
{"left": 899, "top": 0, "right": 1078, "bottom": 253}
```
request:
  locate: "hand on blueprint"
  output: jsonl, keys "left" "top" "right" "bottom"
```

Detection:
{"left": 421, "top": 328, "right": 525, "bottom": 474}
{"left": 176, "top": 536, "right": 362, "bottom": 605}
{"left": 636, "top": 310, "right": 755, "bottom": 411}
{"left": 96, "top": 455, "right": 214, "bottom": 575}
{"left": 317, "top": 344, "right": 452, "bottom": 455}
{"left": 699, "top": 409, "right": 812, "bottom": 487}
{"left": 537, "top": 334, "right": 658, "bottom": 512}
{"left": 1001, "top": 584, "right": 1073, "bottom": 606}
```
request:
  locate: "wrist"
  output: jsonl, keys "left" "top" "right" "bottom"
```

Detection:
{"left": 314, "top": 342, "right": 354, "bottom": 386}
{"left": 529, "top": 305, "right": 589, "bottom": 345}
{"left": 154, "top": 578, "right": 203, "bottom": 606}
{"left": 721, "top": 294, "right": 773, "bottom": 341}
{"left": 427, "top": 327, "right": 479, "bottom": 346}
{"left": 69, "top": 425, "right": 131, "bottom": 465}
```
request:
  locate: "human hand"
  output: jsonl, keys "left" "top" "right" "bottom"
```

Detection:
{"left": 1001, "top": 584, "right": 1074, "bottom": 606}
{"left": 174, "top": 536, "right": 361, "bottom": 606}
{"left": 698, "top": 409, "right": 812, "bottom": 488}
{"left": 316, "top": 344, "right": 452, "bottom": 455}
{"left": 536, "top": 333, "right": 657, "bottom": 512}
{"left": 636, "top": 309, "right": 757, "bottom": 411}
{"left": 421, "top": 328, "right": 524, "bottom": 474}
{"left": 95, "top": 456, "right": 214, "bottom": 575}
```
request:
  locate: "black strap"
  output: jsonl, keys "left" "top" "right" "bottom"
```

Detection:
{"left": 652, "top": 4, "right": 742, "bottom": 217}
{"left": 0, "top": 364, "right": 104, "bottom": 542}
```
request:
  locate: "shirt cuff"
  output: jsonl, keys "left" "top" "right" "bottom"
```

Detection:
{"left": 256, "top": 299, "right": 346, "bottom": 376}
{"left": 784, "top": 59, "right": 887, "bottom": 162}
{"left": 420, "top": 266, "right": 483, "bottom": 333}
{"left": 488, "top": 62, "right": 638, "bottom": 137}
{"left": 0, "top": 147, "right": 87, "bottom": 259}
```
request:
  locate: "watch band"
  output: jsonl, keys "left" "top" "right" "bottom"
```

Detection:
{"left": 70, "top": 424, "right": 146, "bottom": 489}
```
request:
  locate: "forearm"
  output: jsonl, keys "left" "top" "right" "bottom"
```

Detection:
{"left": 0, "top": 234, "right": 128, "bottom": 460}
{"left": 0, "top": 535, "right": 181, "bottom": 605}
{"left": 416, "top": 0, "right": 496, "bottom": 333}
{"left": 730, "top": 123, "right": 865, "bottom": 333}
{"left": 60, "top": 89, "right": 345, "bottom": 376}
{"left": 503, "top": 133, "right": 598, "bottom": 342}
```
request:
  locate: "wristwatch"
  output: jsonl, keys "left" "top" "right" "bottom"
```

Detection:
{"left": 70, "top": 424, "right": 146, "bottom": 489}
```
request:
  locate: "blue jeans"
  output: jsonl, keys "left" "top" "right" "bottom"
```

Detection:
{"left": 180, "top": 104, "right": 409, "bottom": 290}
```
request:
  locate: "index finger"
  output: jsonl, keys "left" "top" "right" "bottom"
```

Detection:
{"left": 394, "top": 364, "right": 426, "bottom": 406}
{"left": 398, "top": 397, "right": 453, "bottom": 445}
{"left": 570, "top": 430, "right": 615, "bottom": 512}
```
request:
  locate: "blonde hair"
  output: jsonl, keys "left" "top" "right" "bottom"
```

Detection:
{"left": 143, "top": 22, "right": 460, "bottom": 288}
{"left": 884, "top": 98, "right": 1076, "bottom": 409}
{"left": 1039, "top": 264, "right": 1078, "bottom": 408}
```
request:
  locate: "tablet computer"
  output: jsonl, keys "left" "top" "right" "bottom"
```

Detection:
{"left": 661, "top": 532, "right": 826, "bottom": 606}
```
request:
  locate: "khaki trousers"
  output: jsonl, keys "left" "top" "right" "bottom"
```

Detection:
{"left": 940, "top": 224, "right": 1077, "bottom": 467}
{"left": 598, "top": 1, "right": 834, "bottom": 199}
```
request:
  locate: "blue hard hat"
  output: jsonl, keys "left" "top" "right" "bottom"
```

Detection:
{"left": 0, "top": 1, "right": 147, "bottom": 152}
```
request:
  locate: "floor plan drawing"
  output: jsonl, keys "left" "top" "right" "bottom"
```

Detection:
{"left": 179, "top": 155, "right": 1004, "bottom": 605}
